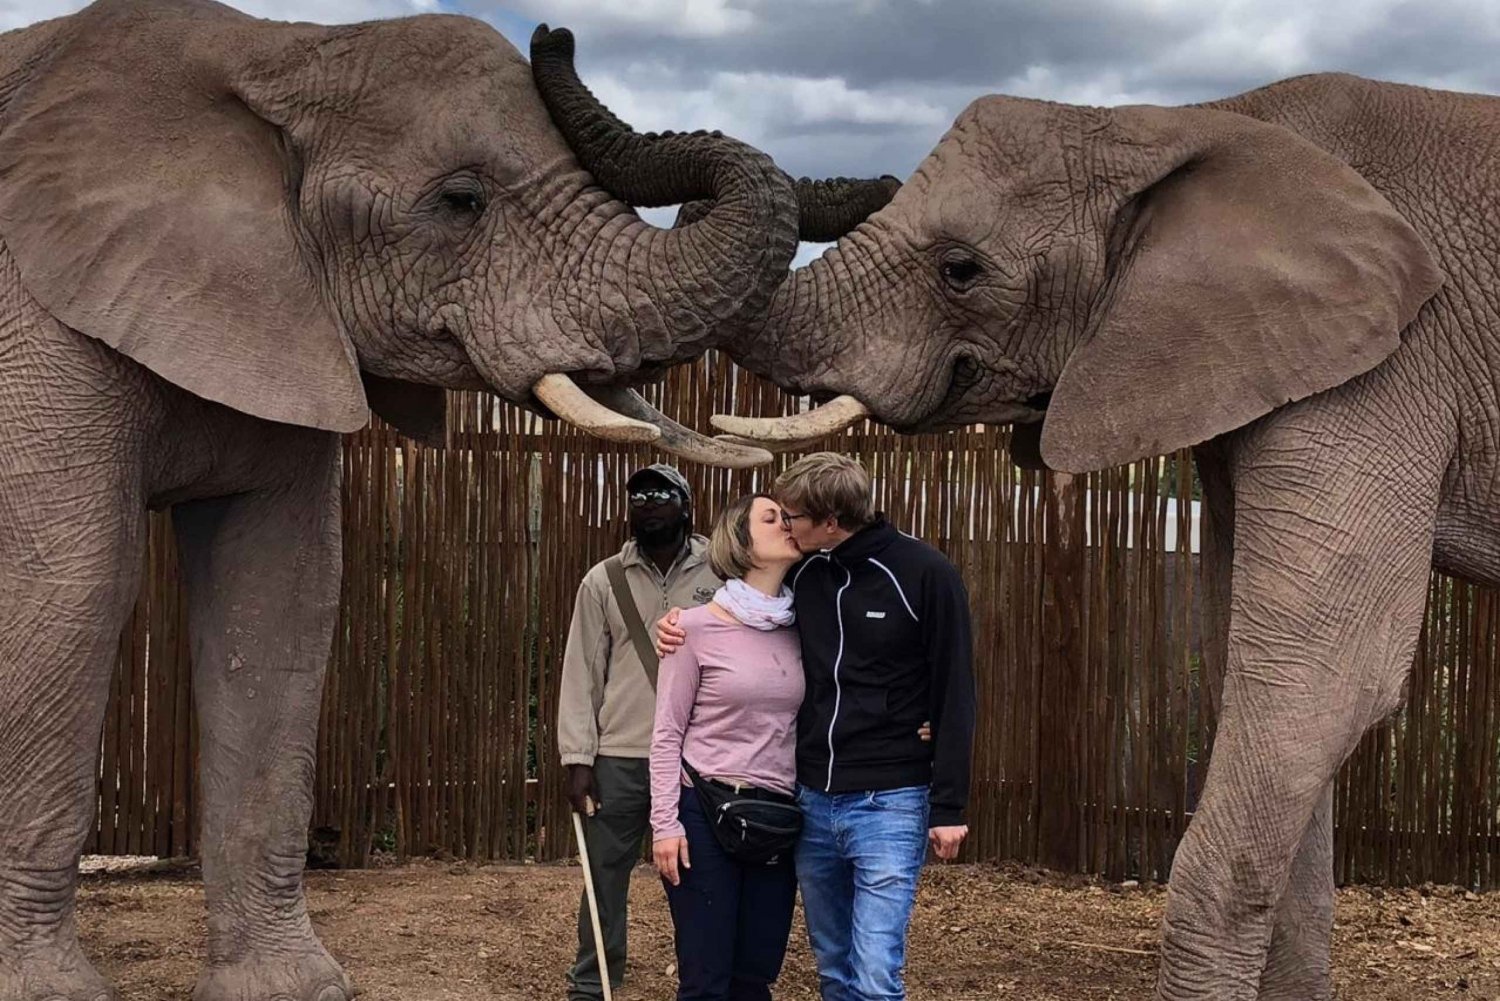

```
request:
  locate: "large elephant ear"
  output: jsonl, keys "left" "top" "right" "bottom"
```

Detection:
{"left": 1039, "top": 105, "right": 1444, "bottom": 473}
{"left": 0, "top": 0, "right": 368, "bottom": 432}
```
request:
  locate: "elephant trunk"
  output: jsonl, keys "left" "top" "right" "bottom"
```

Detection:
{"left": 709, "top": 236, "right": 885, "bottom": 445}
{"left": 530, "top": 26, "right": 797, "bottom": 359}
{"left": 793, "top": 175, "right": 903, "bottom": 242}
{"left": 742, "top": 233, "right": 861, "bottom": 386}
{"left": 675, "top": 175, "right": 904, "bottom": 242}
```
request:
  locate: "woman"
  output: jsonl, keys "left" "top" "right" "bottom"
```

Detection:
{"left": 650, "top": 493, "right": 805, "bottom": 1001}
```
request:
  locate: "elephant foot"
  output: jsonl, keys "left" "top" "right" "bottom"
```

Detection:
{"left": 0, "top": 946, "right": 118, "bottom": 1001}
{"left": 193, "top": 943, "right": 355, "bottom": 1001}
{"left": 1258, "top": 988, "right": 1331, "bottom": 1001}
{"left": 1257, "top": 970, "right": 1332, "bottom": 1001}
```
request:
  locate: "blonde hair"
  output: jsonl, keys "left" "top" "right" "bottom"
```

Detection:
{"left": 773, "top": 452, "right": 875, "bottom": 530}
{"left": 708, "top": 493, "right": 775, "bottom": 580}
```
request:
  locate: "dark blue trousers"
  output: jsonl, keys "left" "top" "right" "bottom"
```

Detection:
{"left": 662, "top": 787, "right": 798, "bottom": 1000}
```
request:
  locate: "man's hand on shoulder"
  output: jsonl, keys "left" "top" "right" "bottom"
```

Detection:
{"left": 655, "top": 606, "right": 687, "bottom": 658}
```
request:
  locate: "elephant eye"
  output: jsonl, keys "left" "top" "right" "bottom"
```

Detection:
{"left": 939, "top": 256, "right": 982, "bottom": 291}
{"left": 437, "top": 185, "right": 487, "bottom": 220}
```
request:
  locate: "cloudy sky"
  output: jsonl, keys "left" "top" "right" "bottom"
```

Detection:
{"left": 6, "top": 0, "right": 1498, "bottom": 261}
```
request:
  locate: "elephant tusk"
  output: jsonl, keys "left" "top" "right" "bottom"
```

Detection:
{"left": 710, "top": 394, "right": 870, "bottom": 442}
{"left": 713, "top": 433, "right": 823, "bottom": 455}
{"left": 532, "top": 374, "right": 662, "bottom": 444}
{"left": 587, "top": 387, "right": 774, "bottom": 468}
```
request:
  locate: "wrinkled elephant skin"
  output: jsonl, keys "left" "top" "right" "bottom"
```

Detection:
{"left": 0, "top": 2, "right": 801, "bottom": 1000}
{"left": 716, "top": 73, "right": 1500, "bottom": 1000}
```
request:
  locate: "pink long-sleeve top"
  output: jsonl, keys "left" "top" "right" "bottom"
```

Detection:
{"left": 649, "top": 604, "right": 805, "bottom": 840}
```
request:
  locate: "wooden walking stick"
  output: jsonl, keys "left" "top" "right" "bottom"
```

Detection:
{"left": 572, "top": 804, "right": 613, "bottom": 1001}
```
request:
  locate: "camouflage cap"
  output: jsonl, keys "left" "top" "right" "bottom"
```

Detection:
{"left": 625, "top": 463, "right": 692, "bottom": 505}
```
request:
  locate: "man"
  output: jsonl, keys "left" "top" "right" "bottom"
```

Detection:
{"left": 557, "top": 463, "right": 721, "bottom": 1001}
{"left": 660, "top": 452, "right": 976, "bottom": 1001}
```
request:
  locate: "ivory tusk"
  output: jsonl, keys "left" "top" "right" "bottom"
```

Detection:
{"left": 532, "top": 373, "right": 662, "bottom": 444}
{"left": 713, "top": 433, "right": 826, "bottom": 455}
{"left": 709, "top": 394, "right": 870, "bottom": 442}
{"left": 587, "top": 387, "right": 774, "bottom": 468}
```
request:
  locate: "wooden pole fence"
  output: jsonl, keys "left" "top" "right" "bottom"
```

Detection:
{"left": 86, "top": 355, "right": 1500, "bottom": 888}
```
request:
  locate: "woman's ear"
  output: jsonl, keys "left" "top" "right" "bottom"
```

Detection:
{"left": 1039, "top": 105, "right": 1444, "bottom": 473}
{"left": 0, "top": 2, "right": 368, "bottom": 431}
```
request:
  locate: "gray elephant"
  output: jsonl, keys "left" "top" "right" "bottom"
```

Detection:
{"left": 0, "top": 1, "right": 893, "bottom": 997}
{"left": 556, "top": 72, "right": 1482, "bottom": 999}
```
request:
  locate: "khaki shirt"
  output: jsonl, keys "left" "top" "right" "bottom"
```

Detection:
{"left": 557, "top": 536, "right": 721, "bottom": 765}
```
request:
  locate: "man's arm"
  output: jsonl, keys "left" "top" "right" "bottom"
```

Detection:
{"left": 923, "top": 559, "right": 976, "bottom": 832}
{"left": 558, "top": 573, "right": 610, "bottom": 810}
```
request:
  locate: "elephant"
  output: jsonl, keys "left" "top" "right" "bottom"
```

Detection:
{"left": 550, "top": 69, "right": 1489, "bottom": 999}
{"left": 0, "top": 2, "right": 901, "bottom": 999}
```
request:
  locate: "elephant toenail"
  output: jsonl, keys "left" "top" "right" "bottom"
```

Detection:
{"left": 316, "top": 987, "right": 349, "bottom": 1001}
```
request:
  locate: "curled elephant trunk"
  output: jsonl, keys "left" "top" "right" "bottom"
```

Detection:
{"left": 530, "top": 25, "right": 797, "bottom": 347}
{"left": 791, "top": 175, "right": 903, "bottom": 242}
{"left": 676, "top": 174, "right": 904, "bottom": 242}
{"left": 527, "top": 26, "right": 900, "bottom": 463}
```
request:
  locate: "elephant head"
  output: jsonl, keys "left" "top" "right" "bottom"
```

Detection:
{"left": 525, "top": 21, "right": 905, "bottom": 376}
{"left": 710, "top": 93, "right": 1445, "bottom": 472}
{"left": 0, "top": 0, "right": 797, "bottom": 462}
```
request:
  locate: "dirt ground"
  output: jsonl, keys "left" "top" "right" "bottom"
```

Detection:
{"left": 77, "top": 859, "right": 1499, "bottom": 1000}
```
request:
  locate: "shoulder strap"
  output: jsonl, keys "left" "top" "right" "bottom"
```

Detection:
{"left": 605, "top": 555, "right": 659, "bottom": 692}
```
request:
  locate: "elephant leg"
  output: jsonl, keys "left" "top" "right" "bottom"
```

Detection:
{"left": 0, "top": 429, "right": 145, "bottom": 1001}
{"left": 172, "top": 430, "right": 354, "bottom": 1001}
{"left": 1157, "top": 412, "right": 1440, "bottom": 1001}
{"left": 1257, "top": 790, "right": 1336, "bottom": 1000}
{"left": 1197, "top": 443, "right": 1336, "bottom": 999}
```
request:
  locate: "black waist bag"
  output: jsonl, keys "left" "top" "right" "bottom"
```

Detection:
{"left": 682, "top": 759, "right": 802, "bottom": 866}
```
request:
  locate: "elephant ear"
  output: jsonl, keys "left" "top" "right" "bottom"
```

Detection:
{"left": 362, "top": 373, "right": 448, "bottom": 447}
{"left": 1039, "top": 105, "right": 1444, "bottom": 473}
{"left": 0, "top": 1, "right": 368, "bottom": 432}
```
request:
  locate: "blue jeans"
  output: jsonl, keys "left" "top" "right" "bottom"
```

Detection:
{"left": 793, "top": 784, "right": 929, "bottom": 1001}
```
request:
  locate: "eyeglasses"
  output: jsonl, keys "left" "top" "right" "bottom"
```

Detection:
{"left": 779, "top": 511, "right": 812, "bottom": 527}
{"left": 629, "top": 488, "right": 678, "bottom": 507}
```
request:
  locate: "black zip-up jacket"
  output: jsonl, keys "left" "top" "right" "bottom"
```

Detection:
{"left": 788, "top": 518, "right": 976, "bottom": 827}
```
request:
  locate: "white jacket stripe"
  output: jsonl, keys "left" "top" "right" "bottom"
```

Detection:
{"left": 867, "top": 558, "right": 919, "bottom": 623}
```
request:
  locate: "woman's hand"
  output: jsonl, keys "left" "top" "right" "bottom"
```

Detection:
{"left": 654, "top": 836, "right": 691, "bottom": 885}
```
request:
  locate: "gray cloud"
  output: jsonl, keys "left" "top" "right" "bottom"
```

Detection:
{"left": 470, "top": 0, "right": 1500, "bottom": 183}
{"left": 5, "top": 0, "right": 1497, "bottom": 260}
{"left": 488, "top": 0, "right": 1500, "bottom": 96}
